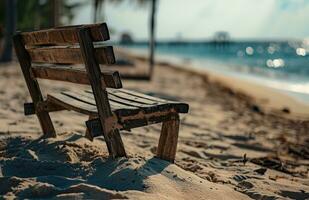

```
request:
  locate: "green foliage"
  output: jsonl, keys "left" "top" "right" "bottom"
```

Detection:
{"left": 0, "top": 1, "right": 4, "bottom": 38}
{"left": 0, "top": 0, "right": 82, "bottom": 32}
{"left": 0, "top": 1, "right": 4, "bottom": 24}
{"left": 17, "top": 0, "right": 49, "bottom": 30}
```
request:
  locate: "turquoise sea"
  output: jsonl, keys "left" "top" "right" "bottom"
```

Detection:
{"left": 120, "top": 41, "right": 309, "bottom": 104}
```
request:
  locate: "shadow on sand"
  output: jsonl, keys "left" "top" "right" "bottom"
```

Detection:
{"left": 0, "top": 134, "right": 171, "bottom": 193}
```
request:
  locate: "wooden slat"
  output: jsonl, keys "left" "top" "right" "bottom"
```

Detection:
{"left": 120, "top": 111, "right": 177, "bottom": 130}
{"left": 108, "top": 89, "right": 189, "bottom": 113}
{"left": 31, "top": 65, "right": 122, "bottom": 88}
{"left": 47, "top": 91, "right": 137, "bottom": 117}
{"left": 108, "top": 92, "right": 170, "bottom": 114}
{"left": 24, "top": 101, "right": 65, "bottom": 116}
{"left": 62, "top": 91, "right": 128, "bottom": 110}
{"left": 47, "top": 93, "right": 98, "bottom": 116}
{"left": 46, "top": 90, "right": 181, "bottom": 131}
{"left": 110, "top": 89, "right": 189, "bottom": 113}
{"left": 86, "top": 110, "right": 178, "bottom": 134}
{"left": 21, "top": 23, "right": 110, "bottom": 46}
{"left": 62, "top": 91, "right": 140, "bottom": 116}
{"left": 108, "top": 90, "right": 158, "bottom": 105}
{"left": 116, "top": 88, "right": 170, "bottom": 103}
{"left": 27, "top": 46, "right": 115, "bottom": 65}
{"left": 46, "top": 89, "right": 188, "bottom": 117}
{"left": 85, "top": 89, "right": 188, "bottom": 114}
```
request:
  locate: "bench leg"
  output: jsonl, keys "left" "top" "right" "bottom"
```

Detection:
{"left": 37, "top": 111, "right": 56, "bottom": 138}
{"left": 156, "top": 114, "right": 180, "bottom": 163}
{"left": 107, "top": 129, "right": 127, "bottom": 158}
{"left": 85, "top": 116, "right": 126, "bottom": 158}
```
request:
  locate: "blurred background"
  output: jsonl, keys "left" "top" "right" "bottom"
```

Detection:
{"left": 0, "top": 0, "right": 308, "bottom": 103}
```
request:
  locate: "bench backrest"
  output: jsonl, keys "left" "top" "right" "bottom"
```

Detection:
{"left": 13, "top": 23, "right": 120, "bottom": 138}
{"left": 14, "top": 23, "right": 122, "bottom": 88}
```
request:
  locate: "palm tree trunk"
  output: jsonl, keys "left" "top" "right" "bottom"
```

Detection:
{"left": 93, "top": 0, "right": 104, "bottom": 23}
{"left": 149, "top": 0, "right": 157, "bottom": 79}
{"left": 0, "top": 0, "right": 16, "bottom": 62}
{"left": 50, "top": 0, "right": 60, "bottom": 27}
{"left": 93, "top": 0, "right": 98, "bottom": 23}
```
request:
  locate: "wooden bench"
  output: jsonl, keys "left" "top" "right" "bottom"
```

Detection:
{"left": 13, "top": 23, "right": 189, "bottom": 162}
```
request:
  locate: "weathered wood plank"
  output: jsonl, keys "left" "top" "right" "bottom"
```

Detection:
{"left": 86, "top": 89, "right": 189, "bottom": 114}
{"left": 27, "top": 46, "right": 115, "bottom": 65}
{"left": 116, "top": 88, "right": 169, "bottom": 103}
{"left": 31, "top": 65, "right": 122, "bottom": 88}
{"left": 108, "top": 91, "right": 158, "bottom": 105}
{"left": 47, "top": 91, "right": 140, "bottom": 117}
{"left": 119, "top": 111, "right": 177, "bottom": 130}
{"left": 86, "top": 110, "right": 177, "bottom": 135}
{"left": 62, "top": 91, "right": 139, "bottom": 116}
{"left": 13, "top": 33, "right": 56, "bottom": 138}
{"left": 47, "top": 93, "right": 98, "bottom": 116}
{"left": 78, "top": 27, "right": 126, "bottom": 158}
{"left": 24, "top": 101, "right": 64, "bottom": 115}
{"left": 110, "top": 88, "right": 189, "bottom": 113}
{"left": 47, "top": 89, "right": 188, "bottom": 117}
{"left": 156, "top": 114, "right": 180, "bottom": 163}
{"left": 21, "top": 23, "right": 110, "bottom": 46}
{"left": 46, "top": 91, "right": 179, "bottom": 131}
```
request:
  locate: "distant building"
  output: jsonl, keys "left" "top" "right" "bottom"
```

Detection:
{"left": 211, "top": 31, "right": 231, "bottom": 48}
{"left": 120, "top": 32, "right": 134, "bottom": 44}
{"left": 213, "top": 31, "right": 231, "bottom": 42}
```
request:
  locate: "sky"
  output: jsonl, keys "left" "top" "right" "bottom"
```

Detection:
{"left": 72, "top": 0, "right": 309, "bottom": 41}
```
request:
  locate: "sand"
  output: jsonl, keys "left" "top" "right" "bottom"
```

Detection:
{"left": 0, "top": 56, "right": 308, "bottom": 199}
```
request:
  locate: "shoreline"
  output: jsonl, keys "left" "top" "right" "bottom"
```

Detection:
{"left": 117, "top": 47, "right": 309, "bottom": 119}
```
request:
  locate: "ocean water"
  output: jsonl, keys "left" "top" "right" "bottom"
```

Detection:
{"left": 119, "top": 41, "right": 309, "bottom": 104}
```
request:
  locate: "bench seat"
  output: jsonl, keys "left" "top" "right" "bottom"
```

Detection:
{"left": 47, "top": 88, "right": 189, "bottom": 130}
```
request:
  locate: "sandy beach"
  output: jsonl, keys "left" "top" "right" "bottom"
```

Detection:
{"left": 0, "top": 52, "right": 308, "bottom": 199}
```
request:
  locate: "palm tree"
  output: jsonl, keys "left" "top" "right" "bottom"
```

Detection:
{"left": 50, "top": 0, "right": 60, "bottom": 27}
{"left": 92, "top": 0, "right": 158, "bottom": 79}
{"left": 50, "top": 0, "right": 82, "bottom": 27}
{"left": 149, "top": 0, "right": 157, "bottom": 79}
{"left": 93, "top": 0, "right": 104, "bottom": 23}
{"left": 0, "top": 0, "right": 81, "bottom": 62}
{"left": 0, "top": 0, "right": 16, "bottom": 62}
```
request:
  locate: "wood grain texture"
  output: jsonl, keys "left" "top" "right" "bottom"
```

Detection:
{"left": 46, "top": 89, "right": 188, "bottom": 118}
{"left": 78, "top": 27, "right": 126, "bottom": 158}
{"left": 47, "top": 93, "right": 98, "bottom": 116}
{"left": 21, "top": 23, "right": 110, "bottom": 46}
{"left": 32, "top": 65, "right": 122, "bottom": 88}
{"left": 112, "top": 88, "right": 189, "bottom": 113}
{"left": 27, "top": 46, "right": 115, "bottom": 65}
{"left": 156, "top": 114, "right": 180, "bottom": 163}
{"left": 46, "top": 90, "right": 180, "bottom": 131}
{"left": 13, "top": 34, "right": 56, "bottom": 138}
{"left": 24, "top": 101, "right": 64, "bottom": 115}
